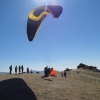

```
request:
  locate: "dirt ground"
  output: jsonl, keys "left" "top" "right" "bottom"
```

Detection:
{"left": 0, "top": 69, "right": 100, "bottom": 100}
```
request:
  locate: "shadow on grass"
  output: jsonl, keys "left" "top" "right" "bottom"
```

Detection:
{"left": 43, "top": 79, "right": 53, "bottom": 81}
{"left": 0, "top": 78, "right": 37, "bottom": 100}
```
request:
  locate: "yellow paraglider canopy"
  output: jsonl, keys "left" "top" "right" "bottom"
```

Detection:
{"left": 27, "top": 5, "right": 63, "bottom": 41}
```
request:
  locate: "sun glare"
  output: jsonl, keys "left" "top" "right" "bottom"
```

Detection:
{"left": 34, "top": 0, "right": 59, "bottom": 5}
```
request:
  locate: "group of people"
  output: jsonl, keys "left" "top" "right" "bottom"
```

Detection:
{"left": 41, "top": 66, "right": 67, "bottom": 79}
{"left": 9, "top": 65, "right": 30, "bottom": 74}
{"left": 9, "top": 65, "right": 24, "bottom": 74}
{"left": 61, "top": 70, "right": 67, "bottom": 78}
{"left": 41, "top": 66, "right": 53, "bottom": 79}
{"left": 9, "top": 65, "right": 67, "bottom": 78}
{"left": 15, "top": 65, "right": 24, "bottom": 74}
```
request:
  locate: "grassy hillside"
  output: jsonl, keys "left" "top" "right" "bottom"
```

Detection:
{"left": 0, "top": 69, "right": 100, "bottom": 100}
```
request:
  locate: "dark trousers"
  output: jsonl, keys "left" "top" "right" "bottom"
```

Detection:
{"left": 9, "top": 70, "right": 12, "bottom": 74}
{"left": 64, "top": 74, "right": 66, "bottom": 78}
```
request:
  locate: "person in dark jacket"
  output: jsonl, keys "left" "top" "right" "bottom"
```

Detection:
{"left": 15, "top": 65, "right": 17, "bottom": 74}
{"left": 21, "top": 65, "right": 24, "bottom": 74}
{"left": 48, "top": 68, "right": 51, "bottom": 74}
{"left": 45, "top": 67, "right": 49, "bottom": 77}
{"left": 64, "top": 70, "right": 67, "bottom": 78}
{"left": 61, "top": 71, "right": 63, "bottom": 77}
{"left": 41, "top": 66, "right": 49, "bottom": 79}
{"left": 9, "top": 65, "right": 12, "bottom": 74}
{"left": 19, "top": 65, "right": 21, "bottom": 74}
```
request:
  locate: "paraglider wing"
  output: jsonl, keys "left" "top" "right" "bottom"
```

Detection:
{"left": 27, "top": 5, "right": 63, "bottom": 41}
{"left": 49, "top": 70, "right": 58, "bottom": 76}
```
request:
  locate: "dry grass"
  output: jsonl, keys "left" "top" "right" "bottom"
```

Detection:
{"left": 0, "top": 69, "right": 100, "bottom": 100}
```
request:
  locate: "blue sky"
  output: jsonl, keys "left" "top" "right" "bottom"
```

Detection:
{"left": 0, "top": 0, "right": 100, "bottom": 72}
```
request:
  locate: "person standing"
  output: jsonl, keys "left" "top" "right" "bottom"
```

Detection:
{"left": 41, "top": 66, "right": 48, "bottom": 79}
{"left": 9, "top": 65, "right": 12, "bottom": 74}
{"left": 27, "top": 67, "right": 29, "bottom": 74}
{"left": 64, "top": 70, "right": 67, "bottom": 78}
{"left": 61, "top": 71, "right": 63, "bottom": 77}
{"left": 21, "top": 65, "right": 24, "bottom": 74}
{"left": 19, "top": 65, "right": 21, "bottom": 74}
{"left": 15, "top": 65, "right": 17, "bottom": 74}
